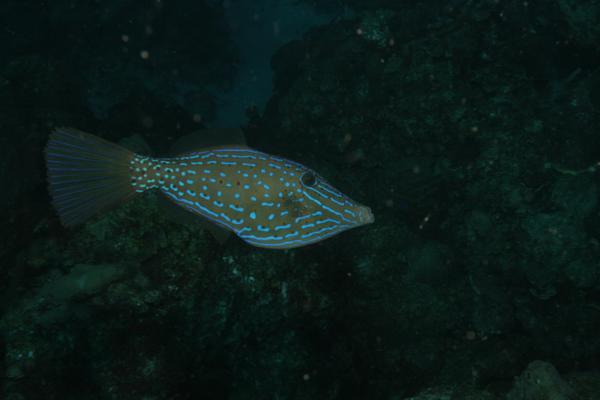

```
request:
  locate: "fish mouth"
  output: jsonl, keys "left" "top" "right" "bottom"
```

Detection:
{"left": 356, "top": 206, "right": 374, "bottom": 225}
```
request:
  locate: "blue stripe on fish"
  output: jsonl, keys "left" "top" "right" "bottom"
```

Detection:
{"left": 46, "top": 129, "right": 373, "bottom": 249}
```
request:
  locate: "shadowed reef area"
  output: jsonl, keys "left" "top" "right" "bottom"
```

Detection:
{"left": 2, "top": 0, "right": 600, "bottom": 399}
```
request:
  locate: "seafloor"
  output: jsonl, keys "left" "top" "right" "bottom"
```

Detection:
{"left": 2, "top": 0, "right": 600, "bottom": 399}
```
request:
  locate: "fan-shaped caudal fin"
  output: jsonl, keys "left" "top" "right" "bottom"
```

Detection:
{"left": 45, "top": 128, "right": 137, "bottom": 226}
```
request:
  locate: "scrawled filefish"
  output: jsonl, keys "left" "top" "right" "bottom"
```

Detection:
{"left": 45, "top": 128, "right": 374, "bottom": 249}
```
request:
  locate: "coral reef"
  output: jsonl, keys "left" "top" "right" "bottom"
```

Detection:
{"left": 2, "top": 0, "right": 600, "bottom": 399}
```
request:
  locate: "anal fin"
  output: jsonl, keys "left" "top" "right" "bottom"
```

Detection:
{"left": 157, "top": 193, "right": 231, "bottom": 245}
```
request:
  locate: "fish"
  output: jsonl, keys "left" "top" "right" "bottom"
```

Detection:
{"left": 45, "top": 128, "right": 374, "bottom": 249}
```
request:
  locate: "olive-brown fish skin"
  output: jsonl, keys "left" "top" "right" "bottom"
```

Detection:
{"left": 130, "top": 147, "right": 374, "bottom": 249}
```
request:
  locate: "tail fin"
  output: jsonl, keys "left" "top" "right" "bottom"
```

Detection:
{"left": 45, "top": 128, "right": 137, "bottom": 227}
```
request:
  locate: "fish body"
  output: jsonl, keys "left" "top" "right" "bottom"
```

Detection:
{"left": 46, "top": 128, "right": 373, "bottom": 249}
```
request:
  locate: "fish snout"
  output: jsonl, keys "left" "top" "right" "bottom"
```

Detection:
{"left": 357, "top": 206, "right": 374, "bottom": 225}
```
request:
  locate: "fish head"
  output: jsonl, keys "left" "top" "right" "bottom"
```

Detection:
{"left": 257, "top": 165, "right": 373, "bottom": 248}
{"left": 292, "top": 168, "right": 374, "bottom": 224}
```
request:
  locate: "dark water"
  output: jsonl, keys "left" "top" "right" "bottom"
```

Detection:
{"left": 2, "top": 0, "right": 600, "bottom": 399}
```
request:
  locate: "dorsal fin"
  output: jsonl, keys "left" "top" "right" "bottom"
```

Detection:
{"left": 169, "top": 128, "right": 247, "bottom": 156}
{"left": 119, "top": 133, "right": 153, "bottom": 155}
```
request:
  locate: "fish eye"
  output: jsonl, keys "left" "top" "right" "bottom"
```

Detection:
{"left": 301, "top": 171, "right": 317, "bottom": 187}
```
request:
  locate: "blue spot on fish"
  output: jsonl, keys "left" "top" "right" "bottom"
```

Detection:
{"left": 230, "top": 204, "right": 244, "bottom": 212}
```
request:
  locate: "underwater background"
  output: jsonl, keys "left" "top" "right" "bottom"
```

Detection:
{"left": 2, "top": 0, "right": 600, "bottom": 399}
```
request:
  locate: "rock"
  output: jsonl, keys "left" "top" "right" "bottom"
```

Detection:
{"left": 558, "top": 0, "right": 600, "bottom": 46}
{"left": 38, "top": 263, "right": 127, "bottom": 302}
{"left": 507, "top": 360, "right": 576, "bottom": 400}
